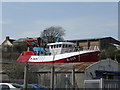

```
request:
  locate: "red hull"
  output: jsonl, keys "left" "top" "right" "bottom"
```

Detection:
{"left": 17, "top": 51, "right": 100, "bottom": 63}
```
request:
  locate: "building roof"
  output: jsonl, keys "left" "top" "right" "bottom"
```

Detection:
{"left": 2, "top": 62, "right": 96, "bottom": 73}
{"left": 2, "top": 39, "right": 15, "bottom": 46}
{"left": 1, "top": 36, "right": 15, "bottom": 46}
{"left": 9, "top": 39, "right": 15, "bottom": 44}
{"left": 66, "top": 37, "right": 120, "bottom": 47}
{"left": 67, "top": 37, "right": 119, "bottom": 42}
{"left": 27, "top": 62, "right": 96, "bottom": 73}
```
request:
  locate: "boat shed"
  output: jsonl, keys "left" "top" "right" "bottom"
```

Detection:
{"left": 67, "top": 37, "right": 120, "bottom": 50}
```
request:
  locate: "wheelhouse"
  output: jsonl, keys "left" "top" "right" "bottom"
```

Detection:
{"left": 47, "top": 42, "right": 76, "bottom": 55}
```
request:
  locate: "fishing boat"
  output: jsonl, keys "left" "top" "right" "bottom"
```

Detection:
{"left": 17, "top": 39, "right": 100, "bottom": 63}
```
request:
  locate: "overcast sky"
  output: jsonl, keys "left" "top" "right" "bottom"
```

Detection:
{"left": 1, "top": 2, "right": 118, "bottom": 43}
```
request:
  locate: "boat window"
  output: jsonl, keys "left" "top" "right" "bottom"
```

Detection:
{"left": 69, "top": 45, "right": 71, "bottom": 47}
{"left": 54, "top": 45, "right": 56, "bottom": 48}
{"left": 59, "top": 44, "right": 61, "bottom": 47}
{"left": 56, "top": 44, "right": 59, "bottom": 48}
{"left": 66, "top": 44, "right": 68, "bottom": 48}
{"left": 51, "top": 45, "right": 53, "bottom": 49}
{"left": 63, "top": 44, "right": 65, "bottom": 48}
{"left": 63, "top": 44, "right": 68, "bottom": 48}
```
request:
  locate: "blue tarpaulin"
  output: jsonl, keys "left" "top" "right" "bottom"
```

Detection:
{"left": 31, "top": 42, "right": 36, "bottom": 46}
{"left": 33, "top": 47, "right": 45, "bottom": 52}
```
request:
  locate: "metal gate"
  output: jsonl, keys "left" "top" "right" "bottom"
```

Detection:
{"left": 84, "top": 79, "right": 120, "bottom": 89}
{"left": 103, "top": 79, "right": 120, "bottom": 89}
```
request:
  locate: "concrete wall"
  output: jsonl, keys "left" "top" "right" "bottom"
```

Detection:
{"left": 75, "top": 73, "right": 84, "bottom": 88}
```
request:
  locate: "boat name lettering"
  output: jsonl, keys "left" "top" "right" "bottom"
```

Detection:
{"left": 30, "top": 57, "right": 38, "bottom": 60}
{"left": 67, "top": 57, "right": 76, "bottom": 61}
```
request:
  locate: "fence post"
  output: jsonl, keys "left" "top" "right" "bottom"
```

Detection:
{"left": 51, "top": 65, "right": 55, "bottom": 90}
{"left": 23, "top": 47, "right": 29, "bottom": 90}
{"left": 100, "top": 78, "right": 104, "bottom": 89}
{"left": 50, "top": 52, "right": 55, "bottom": 90}
{"left": 72, "top": 67, "right": 75, "bottom": 89}
{"left": 23, "top": 64, "right": 29, "bottom": 90}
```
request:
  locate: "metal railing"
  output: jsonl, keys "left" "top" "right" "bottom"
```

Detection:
{"left": 103, "top": 79, "right": 120, "bottom": 89}
{"left": 84, "top": 78, "right": 120, "bottom": 89}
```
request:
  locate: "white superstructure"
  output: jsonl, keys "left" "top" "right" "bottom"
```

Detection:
{"left": 47, "top": 42, "right": 76, "bottom": 55}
